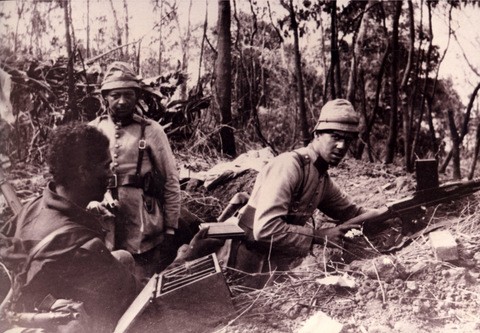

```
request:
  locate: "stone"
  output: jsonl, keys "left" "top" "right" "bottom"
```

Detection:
{"left": 297, "top": 311, "right": 343, "bottom": 333}
{"left": 429, "top": 230, "right": 458, "bottom": 261}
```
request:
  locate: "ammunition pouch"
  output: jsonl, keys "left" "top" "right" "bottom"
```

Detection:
{"left": 143, "top": 169, "right": 164, "bottom": 198}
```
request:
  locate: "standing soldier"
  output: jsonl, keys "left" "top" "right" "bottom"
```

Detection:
{"left": 90, "top": 61, "right": 181, "bottom": 280}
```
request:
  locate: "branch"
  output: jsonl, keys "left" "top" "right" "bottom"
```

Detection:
{"left": 452, "top": 30, "right": 480, "bottom": 78}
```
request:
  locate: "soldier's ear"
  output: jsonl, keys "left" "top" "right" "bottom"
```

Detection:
{"left": 77, "top": 164, "right": 90, "bottom": 183}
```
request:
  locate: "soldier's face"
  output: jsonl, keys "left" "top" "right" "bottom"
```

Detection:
{"left": 313, "top": 131, "right": 356, "bottom": 166}
{"left": 105, "top": 88, "right": 137, "bottom": 119}
{"left": 84, "top": 148, "right": 113, "bottom": 202}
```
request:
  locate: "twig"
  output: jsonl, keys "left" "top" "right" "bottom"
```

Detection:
{"left": 215, "top": 274, "right": 277, "bottom": 333}
{"left": 372, "top": 261, "right": 386, "bottom": 304}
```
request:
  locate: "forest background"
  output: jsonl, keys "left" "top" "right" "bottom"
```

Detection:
{"left": 1, "top": 0, "right": 480, "bottom": 181}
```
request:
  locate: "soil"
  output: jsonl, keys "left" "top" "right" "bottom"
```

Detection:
{"left": 1, "top": 155, "right": 479, "bottom": 333}
{"left": 181, "top": 156, "right": 480, "bottom": 333}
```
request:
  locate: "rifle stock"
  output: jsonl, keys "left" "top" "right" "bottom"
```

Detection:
{"left": 342, "top": 206, "right": 391, "bottom": 228}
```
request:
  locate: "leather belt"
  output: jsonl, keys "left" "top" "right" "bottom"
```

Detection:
{"left": 107, "top": 174, "right": 143, "bottom": 189}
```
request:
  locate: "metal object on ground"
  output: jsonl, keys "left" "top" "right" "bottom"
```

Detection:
{"left": 114, "top": 253, "right": 234, "bottom": 333}
{"left": 415, "top": 159, "right": 439, "bottom": 191}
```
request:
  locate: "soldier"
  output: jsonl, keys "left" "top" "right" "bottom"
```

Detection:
{"left": 231, "top": 99, "right": 380, "bottom": 274}
{"left": 1, "top": 123, "right": 139, "bottom": 332}
{"left": 89, "top": 61, "right": 181, "bottom": 280}
{"left": 0, "top": 123, "right": 221, "bottom": 332}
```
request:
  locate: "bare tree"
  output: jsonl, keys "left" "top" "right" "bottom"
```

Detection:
{"left": 468, "top": 120, "right": 480, "bottom": 179}
{"left": 447, "top": 109, "right": 462, "bottom": 179}
{"left": 440, "top": 82, "right": 480, "bottom": 175}
{"left": 123, "top": 0, "right": 130, "bottom": 57}
{"left": 109, "top": 0, "right": 123, "bottom": 56}
{"left": 281, "top": 0, "right": 309, "bottom": 146}
{"left": 216, "top": 0, "right": 236, "bottom": 156}
{"left": 14, "top": 0, "right": 27, "bottom": 53}
{"left": 164, "top": 0, "right": 192, "bottom": 100}
{"left": 86, "top": 0, "right": 90, "bottom": 58}
{"left": 346, "top": 1, "right": 373, "bottom": 103}
{"left": 324, "top": 0, "right": 341, "bottom": 101}
{"left": 62, "top": 0, "right": 78, "bottom": 121}
{"left": 385, "top": 1, "right": 402, "bottom": 164}
{"left": 400, "top": 0, "right": 415, "bottom": 172}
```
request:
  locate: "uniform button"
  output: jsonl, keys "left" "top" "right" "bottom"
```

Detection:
{"left": 115, "top": 125, "right": 120, "bottom": 129}
{"left": 115, "top": 134, "right": 120, "bottom": 138}
{"left": 114, "top": 154, "right": 118, "bottom": 158}
{"left": 115, "top": 144, "right": 120, "bottom": 148}
{"left": 113, "top": 162, "right": 119, "bottom": 167}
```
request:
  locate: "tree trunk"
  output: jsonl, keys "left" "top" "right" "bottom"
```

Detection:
{"left": 14, "top": 0, "right": 26, "bottom": 53}
{"left": 63, "top": 0, "right": 77, "bottom": 122}
{"left": 123, "top": 0, "right": 130, "bottom": 57}
{"left": 354, "top": 1, "right": 389, "bottom": 161}
{"left": 412, "top": 1, "right": 436, "bottom": 166}
{"left": 180, "top": 0, "right": 193, "bottom": 100}
{"left": 385, "top": 0, "right": 402, "bottom": 164}
{"left": 447, "top": 109, "right": 461, "bottom": 179}
{"left": 197, "top": 0, "right": 208, "bottom": 85}
{"left": 86, "top": 0, "right": 90, "bottom": 58}
{"left": 285, "top": 0, "right": 309, "bottom": 146}
{"left": 346, "top": 1, "right": 371, "bottom": 103}
{"left": 468, "top": 121, "right": 480, "bottom": 180}
{"left": 109, "top": 0, "right": 123, "bottom": 56}
{"left": 216, "top": 0, "right": 236, "bottom": 157}
{"left": 326, "top": 0, "right": 340, "bottom": 100}
{"left": 158, "top": 0, "right": 164, "bottom": 75}
{"left": 440, "top": 81, "right": 480, "bottom": 173}
{"left": 400, "top": 0, "right": 415, "bottom": 172}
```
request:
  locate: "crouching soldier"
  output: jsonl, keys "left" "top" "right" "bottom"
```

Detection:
{"left": 230, "top": 99, "right": 382, "bottom": 277}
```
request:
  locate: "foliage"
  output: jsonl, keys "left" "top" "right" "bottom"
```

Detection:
{"left": 0, "top": 0, "right": 478, "bottom": 174}
{"left": 1, "top": 56, "right": 210, "bottom": 164}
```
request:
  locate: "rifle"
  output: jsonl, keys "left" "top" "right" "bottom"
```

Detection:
{"left": 343, "top": 160, "right": 480, "bottom": 233}
{"left": 5, "top": 310, "right": 80, "bottom": 326}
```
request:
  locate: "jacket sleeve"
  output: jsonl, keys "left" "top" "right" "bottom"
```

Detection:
{"left": 147, "top": 122, "right": 181, "bottom": 230}
{"left": 252, "top": 155, "right": 315, "bottom": 256}
{"left": 319, "top": 177, "right": 366, "bottom": 222}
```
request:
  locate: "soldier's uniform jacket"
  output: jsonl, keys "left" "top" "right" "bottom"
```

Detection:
{"left": 90, "top": 114, "right": 180, "bottom": 254}
{"left": 249, "top": 143, "right": 366, "bottom": 257}
{"left": 4, "top": 182, "right": 139, "bottom": 333}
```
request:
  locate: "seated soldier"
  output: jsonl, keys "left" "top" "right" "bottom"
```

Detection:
{"left": 0, "top": 123, "right": 220, "bottom": 333}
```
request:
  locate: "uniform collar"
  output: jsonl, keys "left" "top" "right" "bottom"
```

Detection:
{"left": 108, "top": 113, "right": 148, "bottom": 127}
{"left": 313, "top": 155, "right": 329, "bottom": 173}
{"left": 304, "top": 143, "right": 329, "bottom": 173}
{"left": 109, "top": 113, "right": 135, "bottom": 126}
{"left": 43, "top": 182, "right": 104, "bottom": 236}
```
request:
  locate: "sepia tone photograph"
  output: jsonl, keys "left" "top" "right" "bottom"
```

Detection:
{"left": 0, "top": 0, "right": 480, "bottom": 332}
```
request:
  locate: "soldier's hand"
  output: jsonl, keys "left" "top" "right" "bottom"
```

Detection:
{"left": 86, "top": 201, "right": 115, "bottom": 219}
{"left": 182, "top": 227, "right": 225, "bottom": 261}
{"left": 313, "top": 224, "right": 360, "bottom": 246}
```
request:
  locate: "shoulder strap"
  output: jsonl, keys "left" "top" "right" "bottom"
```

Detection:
{"left": 292, "top": 151, "right": 310, "bottom": 202}
{"left": 135, "top": 118, "right": 148, "bottom": 176}
{"left": 28, "top": 225, "right": 84, "bottom": 262}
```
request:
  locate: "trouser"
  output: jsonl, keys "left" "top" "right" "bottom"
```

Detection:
{"left": 228, "top": 239, "right": 300, "bottom": 289}
{"left": 131, "top": 207, "right": 204, "bottom": 283}
{"left": 133, "top": 238, "right": 178, "bottom": 283}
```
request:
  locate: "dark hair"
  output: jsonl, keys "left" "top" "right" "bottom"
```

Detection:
{"left": 46, "top": 122, "right": 110, "bottom": 185}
